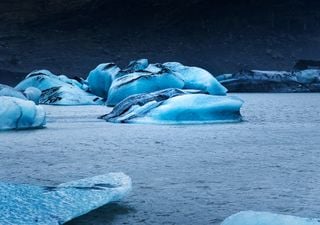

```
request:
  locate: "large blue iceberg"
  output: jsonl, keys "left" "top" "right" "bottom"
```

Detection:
{"left": 221, "top": 211, "right": 320, "bottom": 225}
{"left": 0, "top": 96, "right": 46, "bottom": 130}
{"left": 101, "top": 88, "right": 243, "bottom": 124}
{"left": 0, "top": 172, "right": 131, "bottom": 225}
{"left": 15, "top": 70, "right": 103, "bottom": 105}
{"left": 107, "top": 68, "right": 185, "bottom": 106}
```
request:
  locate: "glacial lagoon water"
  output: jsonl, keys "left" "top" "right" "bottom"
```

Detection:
{"left": 0, "top": 93, "right": 320, "bottom": 225}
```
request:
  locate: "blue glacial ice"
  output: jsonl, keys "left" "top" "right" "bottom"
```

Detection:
{"left": 221, "top": 211, "right": 320, "bottom": 225}
{"left": 101, "top": 88, "right": 243, "bottom": 124}
{"left": 0, "top": 84, "right": 41, "bottom": 104}
{"left": 15, "top": 70, "right": 103, "bottom": 105}
{"left": 87, "top": 63, "right": 120, "bottom": 98}
{"left": 116, "top": 58, "right": 149, "bottom": 78}
{"left": 107, "top": 68, "right": 185, "bottom": 106}
{"left": 0, "top": 96, "right": 46, "bottom": 130}
{"left": 0, "top": 172, "right": 131, "bottom": 225}
{"left": 163, "top": 62, "right": 228, "bottom": 95}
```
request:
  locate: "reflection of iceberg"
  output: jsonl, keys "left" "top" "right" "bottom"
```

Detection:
{"left": 0, "top": 172, "right": 131, "bottom": 225}
{"left": 101, "top": 88, "right": 243, "bottom": 124}
{"left": 15, "top": 70, "right": 103, "bottom": 105}
{"left": 221, "top": 211, "right": 320, "bottom": 225}
{"left": 0, "top": 96, "right": 46, "bottom": 130}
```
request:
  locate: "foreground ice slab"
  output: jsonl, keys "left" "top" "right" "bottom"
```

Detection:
{"left": 101, "top": 88, "right": 243, "bottom": 124}
{"left": 0, "top": 172, "right": 131, "bottom": 225}
{"left": 0, "top": 96, "right": 46, "bottom": 130}
{"left": 221, "top": 211, "right": 320, "bottom": 225}
{"left": 216, "top": 69, "right": 320, "bottom": 92}
{"left": 164, "top": 62, "right": 228, "bottom": 95}
{"left": 107, "top": 68, "right": 184, "bottom": 106}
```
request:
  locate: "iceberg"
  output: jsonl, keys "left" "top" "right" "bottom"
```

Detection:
{"left": 15, "top": 70, "right": 103, "bottom": 105}
{"left": 163, "top": 62, "right": 228, "bottom": 95}
{"left": 87, "top": 63, "right": 120, "bottom": 98}
{"left": 116, "top": 58, "right": 149, "bottom": 78}
{"left": 0, "top": 84, "right": 41, "bottom": 104}
{"left": 107, "top": 68, "right": 184, "bottom": 106}
{"left": 0, "top": 96, "right": 46, "bottom": 130}
{"left": 101, "top": 88, "right": 243, "bottom": 124}
{"left": 0, "top": 172, "right": 131, "bottom": 225}
{"left": 221, "top": 211, "right": 320, "bottom": 225}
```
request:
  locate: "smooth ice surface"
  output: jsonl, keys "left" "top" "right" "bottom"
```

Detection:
{"left": 0, "top": 172, "right": 131, "bottom": 225}
{"left": 164, "top": 62, "right": 228, "bottom": 95}
{"left": 87, "top": 63, "right": 120, "bottom": 98}
{"left": 15, "top": 70, "right": 103, "bottom": 105}
{"left": 0, "top": 96, "right": 46, "bottom": 130}
{"left": 107, "top": 70, "right": 184, "bottom": 106}
{"left": 103, "top": 89, "right": 243, "bottom": 124}
{"left": 1, "top": 94, "right": 320, "bottom": 225}
{"left": 221, "top": 211, "right": 320, "bottom": 225}
{"left": 0, "top": 84, "right": 27, "bottom": 100}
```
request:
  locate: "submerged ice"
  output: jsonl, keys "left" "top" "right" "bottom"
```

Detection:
{"left": 221, "top": 211, "right": 320, "bottom": 225}
{"left": 101, "top": 88, "right": 243, "bottom": 124}
{"left": 0, "top": 172, "right": 131, "bottom": 225}
{"left": 0, "top": 96, "right": 46, "bottom": 130}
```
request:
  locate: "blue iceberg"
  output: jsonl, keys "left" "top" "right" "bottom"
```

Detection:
{"left": 0, "top": 96, "right": 46, "bottom": 130}
{"left": 107, "top": 68, "right": 184, "bottom": 106}
{"left": 163, "top": 62, "right": 228, "bottom": 95}
{"left": 0, "top": 84, "right": 41, "bottom": 104}
{"left": 116, "top": 58, "right": 149, "bottom": 78}
{"left": 15, "top": 70, "right": 103, "bottom": 105}
{"left": 0, "top": 172, "right": 131, "bottom": 225}
{"left": 87, "top": 63, "right": 120, "bottom": 98}
{"left": 221, "top": 211, "right": 320, "bottom": 225}
{"left": 101, "top": 88, "right": 243, "bottom": 124}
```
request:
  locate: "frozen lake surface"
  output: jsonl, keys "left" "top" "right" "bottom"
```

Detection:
{"left": 1, "top": 93, "right": 320, "bottom": 225}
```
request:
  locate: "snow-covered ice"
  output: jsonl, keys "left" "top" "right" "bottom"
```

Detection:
{"left": 15, "top": 70, "right": 103, "bottom": 105}
{"left": 0, "top": 96, "right": 46, "bottom": 130}
{"left": 0, "top": 172, "right": 131, "bottom": 225}
{"left": 221, "top": 211, "right": 320, "bottom": 225}
{"left": 102, "top": 88, "right": 243, "bottom": 124}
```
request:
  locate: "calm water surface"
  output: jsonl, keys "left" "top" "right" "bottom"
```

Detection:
{"left": 0, "top": 93, "right": 320, "bottom": 224}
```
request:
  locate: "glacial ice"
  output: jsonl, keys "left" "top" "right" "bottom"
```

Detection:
{"left": 221, "top": 211, "right": 320, "bottom": 225}
{"left": 101, "top": 88, "right": 243, "bottom": 124}
{"left": 163, "top": 62, "right": 228, "bottom": 95}
{"left": 107, "top": 69, "right": 184, "bottom": 106}
{"left": 0, "top": 84, "right": 28, "bottom": 100}
{"left": 0, "top": 172, "right": 131, "bottom": 225}
{"left": 87, "top": 63, "right": 120, "bottom": 98}
{"left": 116, "top": 58, "right": 149, "bottom": 78}
{"left": 0, "top": 96, "right": 46, "bottom": 130}
{"left": 15, "top": 70, "right": 103, "bottom": 105}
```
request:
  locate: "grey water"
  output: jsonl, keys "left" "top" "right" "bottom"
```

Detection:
{"left": 1, "top": 93, "right": 320, "bottom": 225}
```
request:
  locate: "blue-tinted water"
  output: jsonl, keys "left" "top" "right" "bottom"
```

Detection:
{"left": 0, "top": 93, "right": 320, "bottom": 224}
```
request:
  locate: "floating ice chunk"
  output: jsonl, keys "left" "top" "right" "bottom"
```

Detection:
{"left": 107, "top": 68, "right": 184, "bottom": 106}
{"left": 87, "top": 63, "right": 121, "bottom": 98}
{"left": 0, "top": 96, "right": 46, "bottom": 130}
{"left": 0, "top": 172, "right": 131, "bottom": 225}
{"left": 23, "top": 87, "right": 42, "bottom": 104}
{"left": 116, "top": 58, "right": 149, "bottom": 78}
{"left": 15, "top": 70, "right": 103, "bottom": 105}
{"left": 0, "top": 84, "right": 27, "bottom": 100}
{"left": 295, "top": 69, "right": 320, "bottom": 84}
{"left": 163, "top": 62, "right": 228, "bottom": 95}
{"left": 221, "top": 211, "right": 320, "bottom": 225}
{"left": 101, "top": 88, "right": 243, "bottom": 124}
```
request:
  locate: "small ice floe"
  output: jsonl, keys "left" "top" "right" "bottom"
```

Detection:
{"left": 0, "top": 96, "right": 46, "bottom": 130}
{"left": 221, "top": 211, "right": 320, "bottom": 225}
{"left": 101, "top": 88, "right": 243, "bottom": 124}
{"left": 15, "top": 70, "right": 103, "bottom": 105}
{"left": 0, "top": 172, "right": 132, "bottom": 225}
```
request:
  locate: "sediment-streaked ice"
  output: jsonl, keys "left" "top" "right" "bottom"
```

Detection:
{"left": 221, "top": 211, "right": 320, "bottom": 225}
{"left": 102, "top": 88, "right": 243, "bottom": 124}
{"left": 0, "top": 96, "right": 46, "bottom": 130}
{"left": 0, "top": 172, "right": 131, "bottom": 225}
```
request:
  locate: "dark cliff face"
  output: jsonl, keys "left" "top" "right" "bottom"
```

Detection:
{"left": 1, "top": 0, "right": 320, "bottom": 85}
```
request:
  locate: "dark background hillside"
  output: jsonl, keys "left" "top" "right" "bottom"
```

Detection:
{"left": 1, "top": 0, "right": 320, "bottom": 85}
